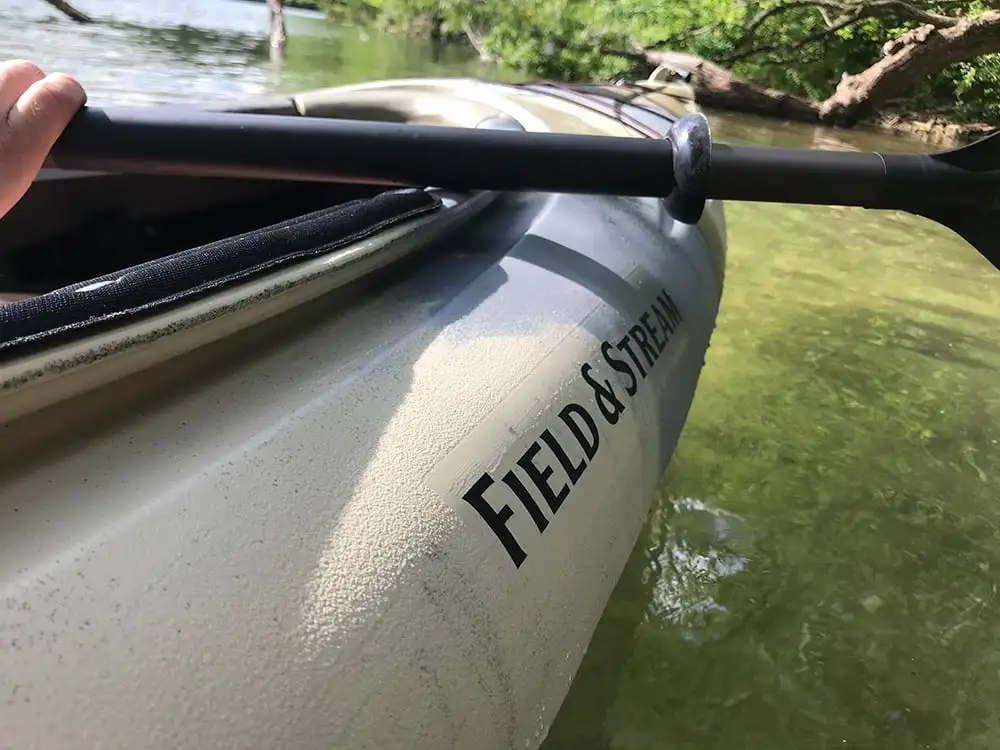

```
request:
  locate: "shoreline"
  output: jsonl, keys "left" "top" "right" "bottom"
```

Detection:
{"left": 870, "top": 111, "right": 994, "bottom": 146}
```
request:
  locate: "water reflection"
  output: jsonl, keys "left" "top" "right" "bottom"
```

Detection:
{"left": 111, "top": 21, "right": 272, "bottom": 67}
{"left": 0, "top": 0, "right": 510, "bottom": 106}
{"left": 543, "top": 496, "right": 752, "bottom": 750}
{"left": 707, "top": 108, "right": 941, "bottom": 154}
{"left": 546, "top": 214, "right": 1000, "bottom": 748}
{"left": 644, "top": 498, "right": 751, "bottom": 646}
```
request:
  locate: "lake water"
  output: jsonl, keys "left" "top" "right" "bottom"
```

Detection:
{"left": 4, "top": 1, "right": 1000, "bottom": 749}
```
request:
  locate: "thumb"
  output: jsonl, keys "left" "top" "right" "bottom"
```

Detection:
{"left": 0, "top": 65, "right": 86, "bottom": 217}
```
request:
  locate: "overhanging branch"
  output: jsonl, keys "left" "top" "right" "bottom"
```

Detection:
{"left": 41, "top": 0, "right": 93, "bottom": 23}
{"left": 729, "top": 0, "right": 962, "bottom": 64}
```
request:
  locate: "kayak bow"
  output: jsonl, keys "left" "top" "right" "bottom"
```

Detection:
{"left": 1, "top": 76, "right": 727, "bottom": 750}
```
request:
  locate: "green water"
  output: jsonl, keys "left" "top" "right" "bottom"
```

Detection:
{"left": 542, "top": 113, "right": 1000, "bottom": 749}
{"left": 546, "top": 193, "right": 1000, "bottom": 750}
{"left": 4, "top": 2, "right": 1000, "bottom": 747}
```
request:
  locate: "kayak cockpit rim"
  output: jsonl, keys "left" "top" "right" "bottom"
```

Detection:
{"left": 0, "top": 74, "right": 714, "bottom": 423}
{"left": 0, "top": 180, "right": 496, "bottom": 425}
{"left": 0, "top": 178, "right": 444, "bottom": 352}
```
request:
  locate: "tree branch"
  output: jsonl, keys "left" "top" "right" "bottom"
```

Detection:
{"left": 818, "top": 9, "right": 1000, "bottom": 124}
{"left": 864, "top": 0, "right": 960, "bottom": 27}
{"left": 41, "top": 0, "right": 93, "bottom": 23}
{"left": 741, "top": 0, "right": 848, "bottom": 45}
{"left": 725, "top": 0, "right": 963, "bottom": 64}
{"left": 724, "top": 7, "right": 866, "bottom": 64}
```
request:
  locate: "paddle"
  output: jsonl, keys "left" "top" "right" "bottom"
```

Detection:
{"left": 46, "top": 105, "right": 1000, "bottom": 271}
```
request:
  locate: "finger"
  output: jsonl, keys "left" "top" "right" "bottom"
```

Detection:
{"left": 0, "top": 59, "right": 45, "bottom": 113}
{"left": 0, "top": 72, "right": 86, "bottom": 217}
{"left": 6, "top": 71, "right": 87, "bottom": 143}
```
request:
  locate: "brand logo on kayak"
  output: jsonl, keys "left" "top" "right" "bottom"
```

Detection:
{"left": 459, "top": 289, "right": 683, "bottom": 568}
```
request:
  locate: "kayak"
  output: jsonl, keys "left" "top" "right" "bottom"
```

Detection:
{"left": 1, "top": 74, "right": 725, "bottom": 750}
{"left": 0, "top": 74, "right": 726, "bottom": 749}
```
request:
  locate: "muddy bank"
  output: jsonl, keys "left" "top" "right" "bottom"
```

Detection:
{"left": 870, "top": 111, "right": 994, "bottom": 147}
{"left": 641, "top": 52, "right": 995, "bottom": 148}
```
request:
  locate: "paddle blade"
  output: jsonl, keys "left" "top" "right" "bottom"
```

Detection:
{"left": 914, "top": 129, "right": 1000, "bottom": 271}
{"left": 928, "top": 126, "right": 1000, "bottom": 171}
{"left": 915, "top": 206, "right": 1000, "bottom": 272}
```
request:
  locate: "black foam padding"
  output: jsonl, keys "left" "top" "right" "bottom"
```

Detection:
{"left": 0, "top": 188, "right": 439, "bottom": 354}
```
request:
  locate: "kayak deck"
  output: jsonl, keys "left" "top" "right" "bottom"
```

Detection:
{"left": 1, "top": 174, "right": 391, "bottom": 295}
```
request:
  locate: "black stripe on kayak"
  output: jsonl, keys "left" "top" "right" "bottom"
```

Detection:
{"left": 0, "top": 188, "right": 440, "bottom": 355}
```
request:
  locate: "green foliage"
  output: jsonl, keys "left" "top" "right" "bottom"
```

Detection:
{"left": 945, "top": 54, "right": 1000, "bottom": 122}
{"left": 315, "top": 0, "right": 1000, "bottom": 122}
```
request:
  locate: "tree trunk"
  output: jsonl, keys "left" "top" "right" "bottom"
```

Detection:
{"left": 462, "top": 24, "right": 495, "bottom": 62}
{"left": 266, "top": 0, "right": 287, "bottom": 61}
{"left": 817, "top": 10, "right": 1000, "bottom": 125}
{"left": 430, "top": 15, "right": 444, "bottom": 44}
{"left": 42, "top": 0, "right": 93, "bottom": 23}
{"left": 641, "top": 9, "right": 1000, "bottom": 131}
{"left": 641, "top": 51, "right": 821, "bottom": 123}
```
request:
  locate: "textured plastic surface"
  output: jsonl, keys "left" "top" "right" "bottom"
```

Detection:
{"left": 0, "top": 79, "right": 727, "bottom": 750}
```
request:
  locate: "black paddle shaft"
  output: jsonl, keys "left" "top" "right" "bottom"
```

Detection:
{"left": 48, "top": 106, "right": 1000, "bottom": 209}
{"left": 47, "top": 106, "right": 1000, "bottom": 267}
{"left": 709, "top": 143, "right": 1000, "bottom": 212}
{"left": 47, "top": 106, "right": 677, "bottom": 196}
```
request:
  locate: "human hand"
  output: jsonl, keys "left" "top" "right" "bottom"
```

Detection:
{"left": 0, "top": 59, "right": 86, "bottom": 219}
